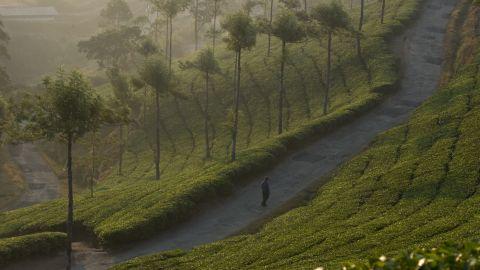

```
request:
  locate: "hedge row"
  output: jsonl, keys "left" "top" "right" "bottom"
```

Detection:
{"left": 0, "top": 232, "right": 66, "bottom": 267}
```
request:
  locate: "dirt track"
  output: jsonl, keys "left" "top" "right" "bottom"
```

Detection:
{"left": 5, "top": 0, "right": 457, "bottom": 269}
{"left": 6, "top": 143, "right": 60, "bottom": 210}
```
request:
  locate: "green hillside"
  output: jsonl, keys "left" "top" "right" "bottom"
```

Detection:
{"left": 112, "top": 1, "right": 480, "bottom": 269}
{"left": 0, "top": 0, "right": 416, "bottom": 251}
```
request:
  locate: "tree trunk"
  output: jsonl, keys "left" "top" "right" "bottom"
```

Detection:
{"left": 155, "top": 91, "right": 161, "bottom": 180}
{"left": 325, "top": 32, "right": 332, "bottom": 115}
{"left": 66, "top": 135, "right": 74, "bottom": 270}
{"left": 195, "top": 0, "right": 199, "bottom": 50}
{"left": 268, "top": 0, "right": 273, "bottom": 57}
{"left": 357, "top": 0, "right": 364, "bottom": 58}
{"left": 304, "top": 0, "right": 307, "bottom": 12}
{"left": 118, "top": 125, "right": 123, "bottom": 176}
{"left": 231, "top": 49, "right": 241, "bottom": 162}
{"left": 169, "top": 15, "right": 173, "bottom": 72}
{"left": 90, "top": 131, "right": 95, "bottom": 198}
{"left": 381, "top": 0, "right": 386, "bottom": 24}
{"left": 154, "top": 11, "right": 159, "bottom": 43}
{"left": 205, "top": 70, "right": 210, "bottom": 159}
{"left": 278, "top": 41, "right": 286, "bottom": 135}
{"left": 165, "top": 17, "right": 169, "bottom": 62}
{"left": 213, "top": 1, "right": 218, "bottom": 56}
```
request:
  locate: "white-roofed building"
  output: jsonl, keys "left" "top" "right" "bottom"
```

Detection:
{"left": 0, "top": 6, "right": 58, "bottom": 21}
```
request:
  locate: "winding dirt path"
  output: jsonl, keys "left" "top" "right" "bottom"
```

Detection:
{"left": 6, "top": 143, "right": 60, "bottom": 210}
{"left": 5, "top": 0, "right": 457, "bottom": 269}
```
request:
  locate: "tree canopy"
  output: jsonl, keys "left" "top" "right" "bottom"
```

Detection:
{"left": 310, "top": 1, "right": 352, "bottom": 34}
{"left": 221, "top": 11, "right": 257, "bottom": 52}
{"left": 29, "top": 70, "right": 106, "bottom": 141}
{"left": 272, "top": 9, "right": 306, "bottom": 43}
{"left": 78, "top": 26, "right": 142, "bottom": 69}
{"left": 139, "top": 55, "right": 171, "bottom": 94}
{"left": 100, "top": 0, "right": 133, "bottom": 29}
{"left": 152, "top": 0, "right": 191, "bottom": 17}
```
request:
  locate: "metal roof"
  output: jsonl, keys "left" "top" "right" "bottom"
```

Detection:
{"left": 0, "top": 6, "right": 58, "bottom": 17}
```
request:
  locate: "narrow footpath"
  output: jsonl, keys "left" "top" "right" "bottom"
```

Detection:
{"left": 6, "top": 0, "right": 456, "bottom": 268}
{"left": 6, "top": 143, "right": 60, "bottom": 210}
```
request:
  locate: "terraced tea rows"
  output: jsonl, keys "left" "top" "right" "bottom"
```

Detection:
{"left": 112, "top": 1, "right": 480, "bottom": 269}
{"left": 0, "top": 0, "right": 420, "bottom": 251}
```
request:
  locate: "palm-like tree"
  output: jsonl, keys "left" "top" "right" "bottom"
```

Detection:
{"left": 139, "top": 55, "right": 170, "bottom": 180}
{"left": 180, "top": 48, "right": 220, "bottom": 158}
{"left": 271, "top": 9, "right": 305, "bottom": 134}
{"left": 311, "top": 2, "right": 352, "bottom": 115}
{"left": 222, "top": 11, "right": 257, "bottom": 161}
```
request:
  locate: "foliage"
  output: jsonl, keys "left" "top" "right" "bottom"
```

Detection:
{"left": 0, "top": 232, "right": 66, "bottom": 267}
{"left": 271, "top": 8, "right": 306, "bottom": 43}
{"left": 151, "top": 0, "right": 191, "bottom": 18}
{"left": 139, "top": 55, "right": 171, "bottom": 95}
{"left": 221, "top": 11, "right": 258, "bottom": 52}
{"left": 344, "top": 242, "right": 480, "bottom": 270}
{"left": 180, "top": 48, "right": 220, "bottom": 76}
{"left": 112, "top": 24, "right": 480, "bottom": 268}
{"left": 0, "top": 0, "right": 419, "bottom": 251}
{"left": 78, "top": 26, "right": 142, "bottom": 69}
{"left": 310, "top": 1, "right": 353, "bottom": 35}
{"left": 25, "top": 70, "right": 105, "bottom": 141}
{"left": 100, "top": 0, "right": 133, "bottom": 29}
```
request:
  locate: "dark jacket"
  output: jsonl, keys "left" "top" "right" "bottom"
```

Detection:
{"left": 262, "top": 180, "right": 270, "bottom": 197}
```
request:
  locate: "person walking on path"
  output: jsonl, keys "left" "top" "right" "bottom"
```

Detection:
{"left": 261, "top": 177, "right": 270, "bottom": 207}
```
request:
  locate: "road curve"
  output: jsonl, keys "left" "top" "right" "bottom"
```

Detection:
{"left": 6, "top": 0, "right": 457, "bottom": 269}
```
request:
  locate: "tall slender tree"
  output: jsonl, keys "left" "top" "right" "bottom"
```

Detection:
{"left": 27, "top": 70, "right": 106, "bottom": 270}
{"left": 222, "top": 11, "right": 257, "bottom": 161}
{"left": 139, "top": 55, "right": 170, "bottom": 180}
{"left": 268, "top": 0, "right": 274, "bottom": 56}
{"left": 180, "top": 48, "right": 220, "bottom": 158}
{"left": 107, "top": 68, "right": 132, "bottom": 176}
{"left": 310, "top": 2, "right": 352, "bottom": 115}
{"left": 271, "top": 9, "right": 305, "bottom": 134}
{"left": 205, "top": 0, "right": 225, "bottom": 56}
{"left": 155, "top": 0, "right": 190, "bottom": 70}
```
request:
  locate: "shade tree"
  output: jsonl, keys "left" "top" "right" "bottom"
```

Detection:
{"left": 138, "top": 55, "right": 171, "bottom": 180}
{"left": 107, "top": 68, "right": 134, "bottom": 176}
{"left": 271, "top": 9, "right": 306, "bottom": 134}
{"left": 221, "top": 11, "right": 257, "bottom": 161}
{"left": 25, "top": 70, "right": 108, "bottom": 270}
{"left": 180, "top": 48, "right": 220, "bottom": 159}
{"left": 310, "top": 1, "right": 352, "bottom": 115}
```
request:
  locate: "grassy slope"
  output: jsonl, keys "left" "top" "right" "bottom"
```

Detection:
{"left": 0, "top": 0, "right": 415, "bottom": 247}
{"left": 112, "top": 2, "right": 480, "bottom": 269}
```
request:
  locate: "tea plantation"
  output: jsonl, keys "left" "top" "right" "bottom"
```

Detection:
{"left": 112, "top": 2, "right": 480, "bottom": 269}
{"left": 0, "top": 0, "right": 419, "bottom": 249}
